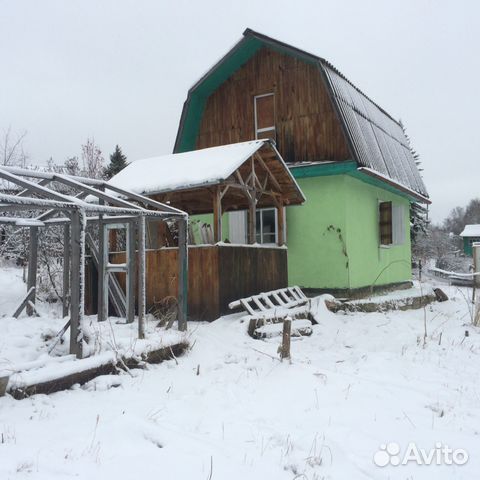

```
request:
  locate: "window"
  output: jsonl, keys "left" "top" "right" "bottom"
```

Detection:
{"left": 254, "top": 93, "right": 275, "bottom": 141}
{"left": 256, "top": 208, "right": 277, "bottom": 244}
{"left": 379, "top": 202, "right": 405, "bottom": 246}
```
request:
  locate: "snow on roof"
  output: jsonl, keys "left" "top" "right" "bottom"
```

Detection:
{"left": 108, "top": 140, "right": 266, "bottom": 195}
{"left": 460, "top": 224, "right": 480, "bottom": 237}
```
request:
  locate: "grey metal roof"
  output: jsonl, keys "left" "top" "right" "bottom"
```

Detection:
{"left": 321, "top": 64, "right": 428, "bottom": 197}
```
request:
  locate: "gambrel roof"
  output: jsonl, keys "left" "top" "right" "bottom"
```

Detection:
{"left": 174, "top": 28, "right": 429, "bottom": 202}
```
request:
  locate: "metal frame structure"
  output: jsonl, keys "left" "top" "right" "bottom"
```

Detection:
{"left": 0, "top": 166, "right": 188, "bottom": 358}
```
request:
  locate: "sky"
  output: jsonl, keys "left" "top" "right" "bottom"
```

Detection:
{"left": 0, "top": 0, "right": 478, "bottom": 223}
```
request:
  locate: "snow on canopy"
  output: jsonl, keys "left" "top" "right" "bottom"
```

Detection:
{"left": 460, "top": 224, "right": 480, "bottom": 237}
{"left": 108, "top": 140, "right": 266, "bottom": 195}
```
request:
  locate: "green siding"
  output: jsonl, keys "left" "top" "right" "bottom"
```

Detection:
{"left": 286, "top": 174, "right": 412, "bottom": 290}
{"left": 343, "top": 176, "right": 411, "bottom": 288}
{"left": 463, "top": 237, "right": 480, "bottom": 256}
{"left": 190, "top": 213, "right": 229, "bottom": 243}
{"left": 286, "top": 176, "right": 349, "bottom": 288}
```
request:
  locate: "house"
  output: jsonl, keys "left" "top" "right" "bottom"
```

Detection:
{"left": 173, "top": 29, "right": 430, "bottom": 296}
{"left": 460, "top": 225, "right": 480, "bottom": 256}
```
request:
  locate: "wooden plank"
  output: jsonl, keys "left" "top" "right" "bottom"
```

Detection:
{"left": 62, "top": 224, "right": 70, "bottom": 318}
{"left": 177, "top": 217, "right": 188, "bottom": 330}
{"left": 70, "top": 210, "right": 84, "bottom": 359}
{"left": 12, "top": 287, "right": 35, "bottom": 319}
{"left": 26, "top": 226, "right": 38, "bottom": 316}
{"left": 126, "top": 221, "right": 135, "bottom": 323}
{"left": 137, "top": 216, "right": 146, "bottom": 339}
{"left": 213, "top": 186, "right": 222, "bottom": 243}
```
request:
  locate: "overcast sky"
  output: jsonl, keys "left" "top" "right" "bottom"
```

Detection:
{"left": 1, "top": 0, "right": 478, "bottom": 223}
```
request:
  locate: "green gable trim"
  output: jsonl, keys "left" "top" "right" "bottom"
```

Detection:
{"left": 175, "top": 31, "right": 323, "bottom": 153}
{"left": 290, "top": 160, "right": 357, "bottom": 179}
{"left": 176, "top": 37, "right": 263, "bottom": 153}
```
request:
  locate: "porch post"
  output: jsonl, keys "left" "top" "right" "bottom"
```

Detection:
{"left": 248, "top": 197, "right": 256, "bottom": 244}
{"left": 70, "top": 209, "right": 84, "bottom": 359}
{"left": 177, "top": 216, "right": 188, "bottom": 331}
{"left": 213, "top": 186, "right": 222, "bottom": 243}
{"left": 276, "top": 203, "right": 286, "bottom": 246}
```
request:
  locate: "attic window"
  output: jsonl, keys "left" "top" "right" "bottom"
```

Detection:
{"left": 379, "top": 202, "right": 406, "bottom": 246}
{"left": 254, "top": 93, "right": 276, "bottom": 141}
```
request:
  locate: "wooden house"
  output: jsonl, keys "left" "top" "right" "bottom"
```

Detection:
{"left": 173, "top": 29, "right": 430, "bottom": 296}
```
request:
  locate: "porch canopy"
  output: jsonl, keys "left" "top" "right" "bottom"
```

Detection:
{"left": 108, "top": 139, "right": 305, "bottom": 244}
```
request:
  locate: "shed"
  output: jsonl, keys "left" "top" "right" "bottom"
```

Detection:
{"left": 460, "top": 225, "right": 480, "bottom": 256}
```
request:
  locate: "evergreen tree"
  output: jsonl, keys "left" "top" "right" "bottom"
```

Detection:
{"left": 400, "top": 121, "right": 429, "bottom": 245}
{"left": 104, "top": 145, "right": 128, "bottom": 179}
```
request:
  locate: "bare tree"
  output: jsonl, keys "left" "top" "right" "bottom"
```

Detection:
{"left": 81, "top": 138, "right": 105, "bottom": 179}
{"left": 0, "top": 127, "right": 28, "bottom": 167}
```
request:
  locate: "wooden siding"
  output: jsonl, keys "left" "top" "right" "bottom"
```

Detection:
{"left": 196, "top": 47, "right": 350, "bottom": 164}
{"left": 89, "top": 245, "right": 287, "bottom": 321}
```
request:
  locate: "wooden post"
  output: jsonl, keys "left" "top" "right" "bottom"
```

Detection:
{"left": 213, "top": 187, "right": 222, "bottom": 243}
{"left": 97, "top": 219, "right": 106, "bottom": 321}
{"left": 177, "top": 216, "right": 188, "bottom": 331}
{"left": 62, "top": 224, "right": 70, "bottom": 318}
{"left": 126, "top": 221, "right": 135, "bottom": 324}
{"left": 137, "top": 216, "right": 146, "bottom": 339}
{"left": 473, "top": 244, "right": 480, "bottom": 326}
{"left": 280, "top": 318, "right": 291, "bottom": 360}
{"left": 70, "top": 210, "right": 84, "bottom": 359}
{"left": 26, "top": 226, "right": 38, "bottom": 316}
{"left": 248, "top": 197, "right": 256, "bottom": 244}
{"left": 276, "top": 203, "right": 285, "bottom": 246}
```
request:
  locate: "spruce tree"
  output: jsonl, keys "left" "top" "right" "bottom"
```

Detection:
{"left": 104, "top": 145, "right": 128, "bottom": 179}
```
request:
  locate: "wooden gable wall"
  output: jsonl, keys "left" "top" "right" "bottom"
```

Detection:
{"left": 196, "top": 47, "right": 351, "bottom": 164}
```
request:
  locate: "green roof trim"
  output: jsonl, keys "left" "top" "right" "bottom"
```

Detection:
{"left": 347, "top": 170, "right": 417, "bottom": 203}
{"left": 290, "top": 160, "right": 357, "bottom": 178}
{"left": 290, "top": 161, "right": 418, "bottom": 203}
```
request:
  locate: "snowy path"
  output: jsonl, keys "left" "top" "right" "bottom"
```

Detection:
{"left": 1, "top": 285, "right": 480, "bottom": 478}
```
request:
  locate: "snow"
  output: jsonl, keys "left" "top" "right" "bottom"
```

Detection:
{"left": 460, "top": 224, "right": 480, "bottom": 237}
{"left": 1, "top": 268, "right": 480, "bottom": 478}
{"left": 107, "top": 140, "right": 266, "bottom": 195}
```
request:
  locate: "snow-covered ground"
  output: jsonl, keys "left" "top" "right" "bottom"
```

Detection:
{"left": 1, "top": 268, "right": 480, "bottom": 479}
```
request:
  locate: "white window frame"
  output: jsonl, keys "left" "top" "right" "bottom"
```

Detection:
{"left": 254, "top": 93, "right": 275, "bottom": 139}
{"left": 256, "top": 208, "right": 278, "bottom": 245}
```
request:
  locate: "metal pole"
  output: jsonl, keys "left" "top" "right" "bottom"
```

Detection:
{"left": 62, "top": 224, "right": 70, "bottom": 318}
{"left": 26, "top": 226, "right": 38, "bottom": 316}
{"left": 177, "top": 217, "right": 188, "bottom": 331}
{"left": 70, "top": 210, "right": 84, "bottom": 358}
{"left": 138, "top": 216, "right": 146, "bottom": 339}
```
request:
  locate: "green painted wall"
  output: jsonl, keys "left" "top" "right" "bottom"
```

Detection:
{"left": 463, "top": 237, "right": 480, "bottom": 256}
{"left": 190, "top": 213, "right": 229, "bottom": 243}
{"left": 343, "top": 175, "right": 412, "bottom": 289}
{"left": 286, "top": 176, "right": 350, "bottom": 288}
{"left": 286, "top": 173, "right": 412, "bottom": 290}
